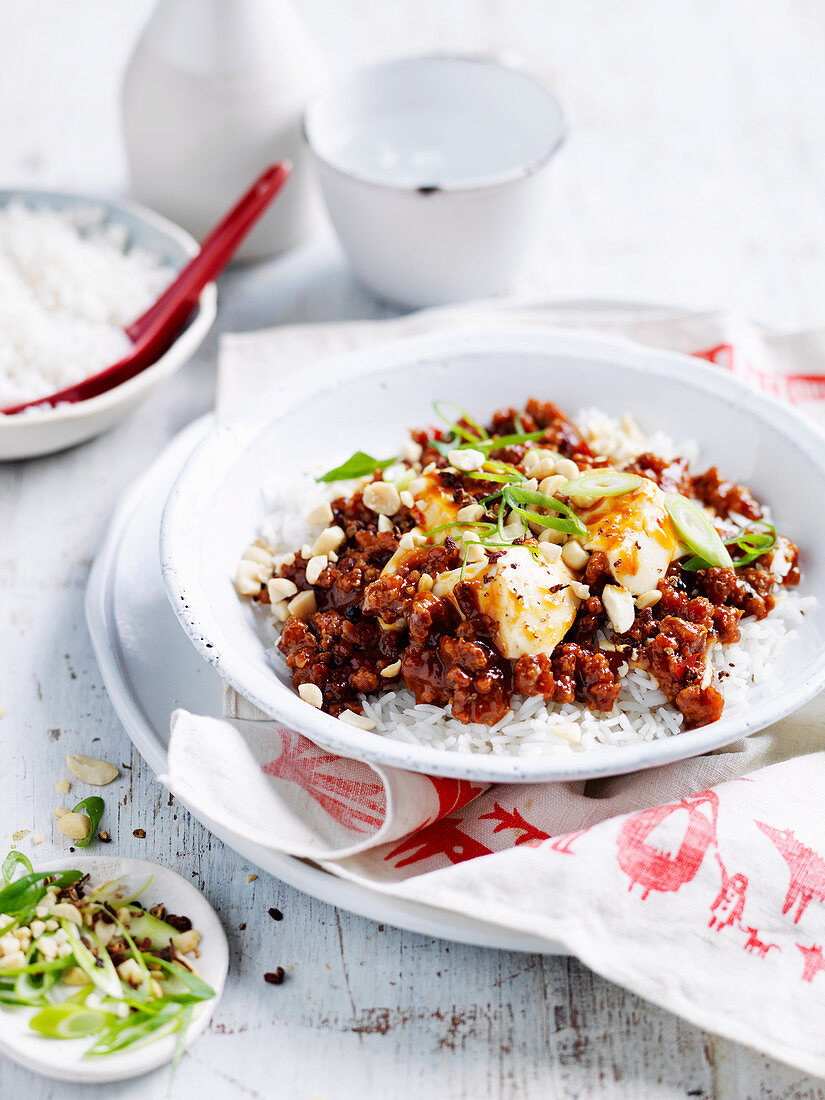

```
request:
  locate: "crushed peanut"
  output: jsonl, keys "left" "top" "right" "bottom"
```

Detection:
{"left": 338, "top": 710, "right": 377, "bottom": 730}
{"left": 602, "top": 584, "right": 636, "bottom": 634}
{"left": 553, "top": 458, "right": 579, "bottom": 480}
{"left": 306, "top": 501, "right": 333, "bottom": 526}
{"left": 561, "top": 542, "right": 590, "bottom": 571}
{"left": 312, "top": 526, "right": 345, "bottom": 557}
{"left": 287, "top": 590, "right": 317, "bottom": 620}
{"left": 305, "top": 554, "right": 328, "bottom": 585}
{"left": 447, "top": 448, "right": 485, "bottom": 473}
{"left": 66, "top": 754, "right": 119, "bottom": 786}
{"left": 298, "top": 683, "right": 323, "bottom": 708}
{"left": 267, "top": 577, "right": 298, "bottom": 602}
{"left": 362, "top": 481, "right": 401, "bottom": 516}
{"left": 636, "top": 589, "right": 662, "bottom": 610}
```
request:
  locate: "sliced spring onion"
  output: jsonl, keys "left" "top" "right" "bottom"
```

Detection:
{"left": 432, "top": 400, "right": 488, "bottom": 443}
{"left": 558, "top": 470, "right": 643, "bottom": 507}
{"left": 2, "top": 850, "right": 33, "bottom": 885}
{"left": 0, "top": 870, "right": 82, "bottom": 919}
{"left": 139, "top": 954, "right": 215, "bottom": 1004}
{"left": 0, "top": 958, "right": 71, "bottom": 977}
{"left": 423, "top": 520, "right": 495, "bottom": 539}
{"left": 505, "top": 506, "right": 583, "bottom": 535}
{"left": 465, "top": 470, "right": 521, "bottom": 485}
{"left": 15, "top": 944, "right": 69, "bottom": 1002}
{"left": 681, "top": 520, "right": 779, "bottom": 571}
{"left": 380, "top": 463, "right": 406, "bottom": 483}
{"left": 391, "top": 466, "right": 418, "bottom": 491}
{"left": 62, "top": 921, "right": 123, "bottom": 1000}
{"left": 86, "top": 1002, "right": 185, "bottom": 1057}
{"left": 725, "top": 520, "right": 778, "bottom": 566}
{"left": 29, "top": 1003, "right": 116, "bottom": 1040}
{"left": 0, "top": 989, "right": 46, "bottom": 1007}
{"left": 504, "top": 486, "right": 588, "bottom": 538}
{"left": 71, "top": 796, "right": 105, "bottom": 847}
{"left": 483, "top": 458, "right": 523, "bottom": 476}
{"left": 665, "top": 494, "right": 733, "bottom": 569}
{"left": 120, "top": 907, "right": 187, "bottom": 952}
{"left": 316, "top": 451, "right": 397, "bottom": 483}
{"left": 461, "top": 429, "right": 545, "bottom": 452}
{"left": 428, "top": 437, "right": 457, "bottom": 457}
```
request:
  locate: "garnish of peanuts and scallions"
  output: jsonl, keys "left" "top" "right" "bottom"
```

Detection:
{"left": 318, "top": 400, "right": 778, "bottom": 573}
{"left": 0, "top": 851, "right": 214, "bottom": 1055}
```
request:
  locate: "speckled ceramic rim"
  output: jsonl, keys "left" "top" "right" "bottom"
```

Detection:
{"left": 303, "top": 55, "right": 567, "bottom": 194}
{"left": 161, "top": 325, "right": 825, "bottom": 784}
{"left": 0, "top": 186, "right": 217, "bottom": 430}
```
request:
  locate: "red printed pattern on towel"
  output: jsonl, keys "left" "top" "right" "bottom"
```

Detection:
{"left": 263, "top": 732, "right": 386, "bottom": 832}
{"left": 694, "top": 343, "right": 825, "bottom": 403}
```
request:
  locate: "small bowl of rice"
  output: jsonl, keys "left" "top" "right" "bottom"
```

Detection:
{"left": 0, "top": 188, "right": 217, "bottom": 460}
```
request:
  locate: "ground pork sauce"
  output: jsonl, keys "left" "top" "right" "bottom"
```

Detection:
{"left": 248, "top": 400, "right": 800, "bottom": 731}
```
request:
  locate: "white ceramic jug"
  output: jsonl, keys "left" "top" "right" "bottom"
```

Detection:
{"left": 122, "top": 0, "right": 327, "bottom": 260}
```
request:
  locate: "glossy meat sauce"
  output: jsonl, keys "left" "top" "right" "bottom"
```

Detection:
{"left": 267, "top": 401, "right": 799, "bottom": 730}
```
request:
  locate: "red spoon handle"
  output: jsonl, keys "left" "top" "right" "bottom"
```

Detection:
{"left": 126, "top": 161, "right": 292, "bottom": 343}
{"left": 0, "top": 162, "right": 292, "bottom": 416}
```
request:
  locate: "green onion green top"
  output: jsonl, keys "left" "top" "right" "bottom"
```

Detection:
{"left": 665, "top": 493, "right": 734, "bottom": 569}
{"left": 0, "top": 851, "right": 215, "bottom": 1060}
{"left": 558, "top": 470, "right": 643, "bottom": 507}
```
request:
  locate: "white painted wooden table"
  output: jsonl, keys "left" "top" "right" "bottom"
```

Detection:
{"left": 2, "top": 1, "right": 825, "bottom": 1095}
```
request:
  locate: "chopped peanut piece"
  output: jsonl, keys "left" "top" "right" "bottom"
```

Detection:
{"left": 66, "top": 754, "right": 119, "bottom": 786}
{"left": 298, "top": 683, "right": 323, "bottom": 708}
{"left": 287, "top": 590, "right": 317, "bottom": 620}
{"left": 306, "top": 501, "right": 333, "bottom": 526}
{"left": 56, "top": 812, "right": 91, "bottom": 841}
{"left": 363, "top": 482, "right": 401, "bottom": 516}
{"left": 338, "top": 710, "right": 376, "bottom": 731}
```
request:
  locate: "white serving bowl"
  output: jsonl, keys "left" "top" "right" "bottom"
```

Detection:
{"left": 160, "top": 326, "right": 825, "bottom": 784}
{"left": 0, "top": 855, "right": 228, "bottom": 1083}
{"left": 0, "top": 188, "right": 217, "bottom": 461}
{"left": 304, "top": 56, "right": 566, "bottom": 308}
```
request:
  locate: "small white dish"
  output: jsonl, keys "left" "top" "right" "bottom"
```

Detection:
{"left": 0, "top": 188, "right": 217, "bottom": 462}
{"left": 304, "top": 56, "right": 566, "bottom": 308}
{"left": 0, "top": 854, "right": 228, "bottom": 1083}
{"left": 85, "top": 413, "right": 566, "bottom": 955}
{"left": 159, "top": 325, "right": 825, "bottom": 784}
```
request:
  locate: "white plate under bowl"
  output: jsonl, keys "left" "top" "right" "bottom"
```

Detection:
{"left": 160, "top": 326, "right": 825, "bottom": 783}
{"left": 0, "top": 187, "right": 217, "bottom": 461}
{"left": 85, "top": 417, "right": 566, "bottom": 955}
{"left": 0, "top": 855, "right": 228, "bottom": 1083}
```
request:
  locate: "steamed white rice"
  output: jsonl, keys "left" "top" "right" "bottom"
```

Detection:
{"left": 253, "top": 409, "right": 813, "bottom": 756}
{"left": 0, "top": 202, "right": 172, "bottom": 409}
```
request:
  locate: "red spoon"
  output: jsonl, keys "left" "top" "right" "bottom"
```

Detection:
{"left": 1, "top": 161, "right": 291, "bottom": 415}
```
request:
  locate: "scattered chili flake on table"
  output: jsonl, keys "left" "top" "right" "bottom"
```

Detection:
{"left": 133, "top": 828, "right": 146, "bottom": 838}
{"left": 98, "top": 830, "right": 112, "bottom": 842}
{"left": 264, "top": 967, "right": 285, "bottom": 985}
{"left": 268, "top": 907, "right": 283, "bottom": 921}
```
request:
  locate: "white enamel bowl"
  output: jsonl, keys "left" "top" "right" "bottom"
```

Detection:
{"left": 304, "top": 56, "right": 566, "bottom": 308}
{"left": 160, "top": 326, "right": 825, "bottom": 784}
{"left": 0, "top": 188, "right": 217, "bottom": 461}
{"left": 0, "top": 856, "right": 228, "bottom": 1083}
